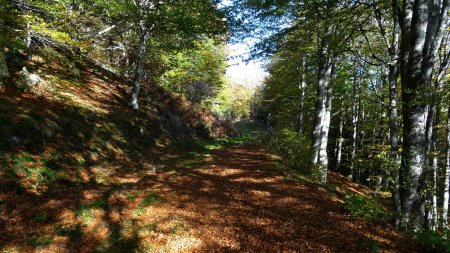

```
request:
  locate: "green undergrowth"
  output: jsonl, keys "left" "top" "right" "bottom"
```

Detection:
{"left": 257, "top": 128, "right": 311, "bottom": 174}
{"left": 342, "top": 193, "right": 389, "bottom": 222}
{"left": 414, "top": 230, "right": 450, "bottom": 253}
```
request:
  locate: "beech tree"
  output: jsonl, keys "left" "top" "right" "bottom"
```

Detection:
{"left": 395, "top": 0, "right": 449, "bottom": 229}
{"left": 95, "top": 0, "right": 227, "bottom": 109}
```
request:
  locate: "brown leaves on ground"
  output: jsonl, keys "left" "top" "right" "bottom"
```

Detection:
{"left": 1, "top": 143, "right": 422, "bottom": 252}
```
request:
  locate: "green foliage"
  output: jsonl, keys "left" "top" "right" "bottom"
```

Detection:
{"left": 90, "top": 199, "right": 110, "bottom": 210}
{"left": 54, "top": 224, "right": 84, "bottom": 240}
{"left": 32, "top": 213, "right": 51, "bottom": 222}
{"left": 162, "top": 39, "right": 227, "bottom": 104}
{"left": 26, "top": 232, "right": 53, "bottom": 248}
{"left": 214, "top": 84, "right": 253, "bottom": 120}
{"left": 261, "top": 128, "right": 311, "bottom": 171}
{"left": 133, "top": 207, "right": 145, "bottom": 217}
{"left": 76, "top": 206, "right": 95, "bottom": 225}
{"left": 11, "top": 153, "right": 57, "bottom": 192}
{"left": 140, "top": 191, "right": 160, "bottom": 207}
{"left": 343, "top": 193, "right": 388, "bottom": 222}
{"left": 415, "top": 230, "right": 450, "bottom": 253}
{"left": 170, "top": 225, "right": 183, "bottom": 235}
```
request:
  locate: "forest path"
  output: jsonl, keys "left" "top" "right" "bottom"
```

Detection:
{"left": 153, "top": 143, "right": 420, "bottom": 252}
{"left": 0, "top": 142, "right": 422, "bottom": 252}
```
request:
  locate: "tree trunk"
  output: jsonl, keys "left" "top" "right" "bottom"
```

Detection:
{"left": 443, "top": 104, "right": 450, "bottom": 229}
{"left": 311, "top": 29, "right": 335, "bottom": 184}
{"left": 129, "top": 23, "right": 149, "bottom": 110}
{"left": 426, "top": 80, "right": 442, "bottom": 231}
{"left": 335, "top": 112, "right": 344, "bottom": 170}
{"left": 0, "top": 50, "right": 8, "bottom": 79}
{"left": 388, "top": 63, "right": 401, "bottom": 226}
{"left": 297, "top": 57, "right": 307, "bottom": 134}
{"left": 398, "top": 0, "right": 449, "bottom": 230}
{"left": 350, "top": 64, "right": 360, "bottom": 180}
{"left": 0, "top": 4, "right": 9, "bottom": 79}
{"left": 26, "top": 22, "right": 32, "bottom": 60}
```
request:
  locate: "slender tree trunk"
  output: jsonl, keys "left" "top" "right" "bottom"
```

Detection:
{"left": 357, "top": 107, "right": 365, "bottom": 181}
{"left": 350, "top": 66, "right": 360, "bottom": 180}
{"left": 0, "top": 9, "right": 8, "bottom": 79}
{"left": 298, "top": 57, "right": 307, "bottom": 134}
{"left": 426, "top": 80, "right": 442, "bottom": 231}
{"left": 319, "top": 83, "right": 332, "bottom": 174}
{"left": 311, "top": 29, "right": 335, "bottom": 184}
{"left": 424, "top": 99, "right": 437, "bottom": 230}
{"left": 129, "top": 23, "right": 149, "bottom": 110}
{"left": 335, "top": 111, "right": 344, "bottom": 170}
{"left": 387, "top": 63, "right": 401, "bottom": 225}
{"left": 0, "top": 50, "right": 8, "bottom": 79}
{"left": 443, "top": 104, "right": 450, "bottom": 229}
{"left": 26, "top": 22, "right": 32, "bottom": 60}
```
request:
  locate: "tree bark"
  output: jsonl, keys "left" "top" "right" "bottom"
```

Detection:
{"left": 398, "top": 0, "right": 449, "bottom": 229}
{"left": 335, "top": 111, "right": 344, "bottom": 170}
{"left": 129, "top": 23, "right": 149, "bottom": 110}
{"left": 311, "top": 28, "right": 335, "bottom": 184}
{"left": 443, "top": 104, "right": 450, "bottom": 229}
{"left": 425, "top": 79, "right": 442, "bottom": 231}
{"left": 388, "top": 63, "right": 401, "bottom": 225}
{"left": 0, "top": 50, "right": 8, "bottom": 79}
{"left": 297, "top": 57, "right": 307, "bottom": 134}
{"left": 350, "top": 65, "right": 360, "bottom": 181}
{"left": 26, "top": 21, "right": 32, "bottom": 60}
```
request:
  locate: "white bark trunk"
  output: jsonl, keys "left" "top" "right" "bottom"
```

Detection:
{"left": 129, "top": 23, "right": 149, "bottom": 110}
{"left": 26, "top": 21, "right": 32, "bottom": 60}
{"left": 398, "top": 0, "right": 449, "bottom": 229}
{"left": 311, "top": 29, "right": 335, "bottom": 184}
{"left": 298, "top": 57, "right": 307, "bottom": 134}
{"left": 350, "top": 67, "right": 360, "bottom": 180}
{"left": 388, "top": 64, "right": 401, "bottom": 225}
{"left": 336, "top": 114, "right": 344, "bottom": 169}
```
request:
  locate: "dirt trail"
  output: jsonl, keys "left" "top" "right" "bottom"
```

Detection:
{"left": 153, "top": 144, "right": 420, "bottom": 252}
{"left": 0, "top": 143, "right": 422, "bottom": 252}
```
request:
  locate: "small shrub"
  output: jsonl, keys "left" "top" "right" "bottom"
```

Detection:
{"left": 76, "top": 206, "right": 94, "bottom": 225}
{"left": 133, "top": 207, "right": 145, "bottom": 217}
{"left": 26, "top": 233, "right": 53, "bottom": 248}
{"left": 11, "top": 154, "right": 57, "bottom": 192}
{"left": 415, "top": 230, "right": 450, "bottom": 253}
{"left": 261, "top": 128, "right": 311, "bottom": 171}
{"left": 343, "top": 193, "right": 389, "bottom": 222}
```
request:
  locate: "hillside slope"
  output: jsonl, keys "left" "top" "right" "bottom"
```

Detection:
{"left": 0, "top": 53, "right": 232, "bottom": 190}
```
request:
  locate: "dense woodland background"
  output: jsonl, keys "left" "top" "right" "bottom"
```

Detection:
{"left": 0, "top": 0, "right": 450, "bottom": 252}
